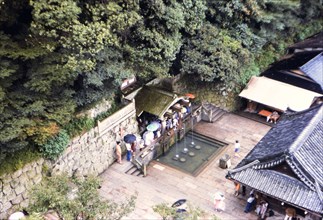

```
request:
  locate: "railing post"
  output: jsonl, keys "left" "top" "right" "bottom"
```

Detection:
{"left": 143, "top": 164, "right": 147, "bottom": 177}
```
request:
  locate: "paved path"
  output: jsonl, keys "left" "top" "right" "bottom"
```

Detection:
{"left": 99, "top": 113, "right": 283, "bottom": 219}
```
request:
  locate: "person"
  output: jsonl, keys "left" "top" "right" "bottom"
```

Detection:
{"left": 242, "top": 185, "right": 246, "bottom": 196}
{"left": 256, "top": 200, "right": 268, "bottom": 220}
{"left": 172, "top": 116, "right": 179, "bottom": 131}
{"left": 234, "top": 182, "right": 240, "bottom": 196}
{"left": 166, "top": 118, "right": 173, "bottom": 130}
{"left": 161, "top": 119, "right": 167, "bottom": 134}
{"left": 131, "top": 141, "right": 137, "bottom": 158}
{"left": 143, "top": 131, "right": 154, "bottom": 146}
{"left": 185, "top": 105, "right": 191, "bottom": 114}
{"left": 138, "top": 139, "right": 145, "bottom": 151}
{"left": 234, "top": 140, "right": 240, "bottom": 158}
{"left": 181, "top": 106, "right": 187, "bottom": 114}
{"left": 125, "top": 143, "right": 132, "bottom": 161}
{"left": 115, "top": 141, "right": 122, "bottom": 164}
{"left": 214, "top": 192, "right": 225, "bottom": 212}
{"left": 156, "top": 130, "right": 161, "bottom": 138}
{"left": 244, "top": 194, "right": 255, "bottom": 213}
{"left": 9, "top": 211, "right": 25, "bottom": 220}
{"left": 267, "top": 111, "right": 280, "bottom": 124}
{"left": 271, "top": 111, "right": 280, "bottom": 124}
{"left": 284, "top": 207, "right": 296, "bottom": 220}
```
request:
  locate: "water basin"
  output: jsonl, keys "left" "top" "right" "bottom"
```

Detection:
{"left": 157, "top": 131, "right": 228, "bottom": 176}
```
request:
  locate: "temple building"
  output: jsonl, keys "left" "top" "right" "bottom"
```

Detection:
{"left": 227, "top": 104, "right": 323, "bottom": 218}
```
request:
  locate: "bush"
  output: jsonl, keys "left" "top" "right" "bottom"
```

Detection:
{"left": 27, "top": 174, "right": 136, "bottom": 219}
{"left": 0, "top": 148, "right": 41, "bottom": 176}
{"left": 64, "top": 117, "right": 95, "bottom": 138}
{"left": 94, "top": 102, "right": 124, "bottom": 123}
{"left": 40, "top": 129, "right": 70, "bottom": 160}
{"left": 153, "top": 202, "right": 206, "bottom": 220}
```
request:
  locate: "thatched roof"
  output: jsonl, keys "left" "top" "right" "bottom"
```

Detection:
{"left": 134, "top": 86, "right": 184, "bottom": 118}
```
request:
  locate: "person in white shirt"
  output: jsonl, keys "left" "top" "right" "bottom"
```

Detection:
{"left": 244, "top": 194, "right": 255, "bottom": 213}
{"left": 143, "top": 131, "right": 154, "bottom": 146}
{"left": 125, "top": 143, "right": 132, "bottom": 161}
{"left": 234, "top": 140, "right": 240, "bottom": 158}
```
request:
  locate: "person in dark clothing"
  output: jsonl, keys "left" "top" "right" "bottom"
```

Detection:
{"left": 244, "top": 194, "right": 255, "bottom": 213}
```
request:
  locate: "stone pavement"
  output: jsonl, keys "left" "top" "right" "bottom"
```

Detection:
{"left": 99, "top": 113, "right": 284, "bottom": 219}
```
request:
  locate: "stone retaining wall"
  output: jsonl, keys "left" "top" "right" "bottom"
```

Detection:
{"left": 50, "top": 102, "right": 138, "bottom": 177}
{"left": 0, "top": 101, "right": 138, "bottom": 218}
{"left": 173, "top": 76, "right": 239, "bottom": 112}
{"left": 0, "top": 159, "right": 44, "bottom": 219}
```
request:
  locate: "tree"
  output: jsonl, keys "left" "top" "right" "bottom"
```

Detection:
{"left": 0, "top": 0, "right": 141, "bottom": 160}
{"left": 125, "top": 0, "right": 206, "bottom": 78}
{"left": 27, "top": 174, "right": 136, "bottom": 219}
{"left": 153, "top": 202, "right": 206, "bottom": 220}
{"left": 180, "top": 23, "right": 250, "bottom": 90}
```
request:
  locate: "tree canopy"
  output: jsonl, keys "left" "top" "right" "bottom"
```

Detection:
{"left": 0, "top": 0, "right": 322, "bottom": 162}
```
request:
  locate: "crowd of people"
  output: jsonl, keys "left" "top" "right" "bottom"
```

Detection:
{"left": 116, "top": 101, "right": 192, "bottom": 162}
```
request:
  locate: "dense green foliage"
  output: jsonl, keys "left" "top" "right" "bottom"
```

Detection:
{"left": 40, "top": 129, "right": 70, "bottom": 159}
{"left": 27, "top": 174, "right": 136, "bottom": 219}
{"left": 153, "top": 202, "right": 206, "bottom": 220}
{"left": 0, "top": 0, "right": 322, "bottom": 162}
{"left": 64, "top": 117, "right": 95, "bottom": 138}
{"left": 0, "top": 148, "right": 41, "bottom": 176}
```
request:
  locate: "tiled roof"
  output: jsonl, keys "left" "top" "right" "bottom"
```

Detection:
{"left": 228, "top": 104, "right": 323, "bottom": 214}
{"left": 300, "top": 52, "right": 323, "bottom": 90}
{"left": 134, "top": 86, "right": 184, "bottom": 118}
{"left": 230, "top": 168, "right": 322, "bottom": 213}
{"left": 261, "top": 51, "right": 323, "bottom": 94}
{"left": 288, "top": 32, "right": 323, "bottom": 51}
{"left": 238, "top": 105, "right": 322, "bottom": 168}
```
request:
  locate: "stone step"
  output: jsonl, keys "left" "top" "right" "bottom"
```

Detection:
{"left": 125, "top": 165, "right": 137, "bottom": 174}
{"left": 202, "top": 103, "right": 218, "bottom": 111}
{"left": 211, "top": 109, "right": 226, "bottom": 122}
{"left": 124, "top": 164, "right": 144, "bottom": 177}
{"left": 202, "top": 103, "right": 227, "bottom": 123}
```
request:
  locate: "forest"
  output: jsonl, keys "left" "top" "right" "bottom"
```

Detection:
{"left": 0, "top": 0, "right": 322, "bottom": 165}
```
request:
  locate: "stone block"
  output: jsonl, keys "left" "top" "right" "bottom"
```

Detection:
{"left": 67, "top": 152, "right": 74, "bottom": 161}
{"left": 22, "top": 191, "right": 29, "bottom": 200}
{"left": 11, "top": 169, "right": 22, "bottom": 179}
{"left": 22, "top": 163, "right": 33, "bottom": 172}
{"left": 64, "top": 146, "right": 73, "bottom": 155}
{"left": 31, "top": 161, "right": 38, "bottom": 168}
{"left": 89, "top": 143, "right": 98, "bottom": 152}
{"left": 83, "top": 160, "right": 92, "bottom": 169}
{"left": 32, "top": 175, "right": 42, "bottom": 185}
{"left": 10, "top": 179, "right": 19, "bottom": 188}
{"left": 67, "top": 160, "right": 76, "bottom": 170}
{"left": 20, "top": 198, "right": 29, "bottom": 208}
{"left": 26, "top": 169, "right": 37, "bottom": 179}
{"left": 0, "top": 211, "right": 7, "bottom": 220}
{"left": 18, "top": 173, "right": 29, "bottom": 185}
{"left": 37, "top": 157, "right": 45, "bottom": 165}
{"left": 71, "top": 136, "right": 80, "bottom": 144}
{"left": 35, "top": 164, "right": 42, "bottom": 174}
{"left": 79, "top": 133, "right": 88, "bottom": 143}
{"left": 14, "top": 184, "right": 26, "bottom": 195}
{"left": 3, "top": 183, "right": 13, "bottom": 195}
{"left": 11, "top": 194, "right": 24, "bottom": 205}
{"left": 72, "top": 143, "right": 82, "bottom": 152}
{"left": 4, "top": 189, "right": 16, "bottom": 202}
{"left": 2, "top": 175, "right": 12, "bottom": 184}
{"left": 0, "top": 201, "right": 12, "bottom": 213}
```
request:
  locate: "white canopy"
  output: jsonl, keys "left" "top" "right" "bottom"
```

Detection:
{"left": 239, "top": 76, "right": 322, "bottom": 112}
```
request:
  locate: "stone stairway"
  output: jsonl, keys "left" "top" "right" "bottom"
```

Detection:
{"left": 201, "top": 103, "right": 227, "bottom": 123}
{"left": 124, "top": 162, "right": 145, "bottom": 177}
